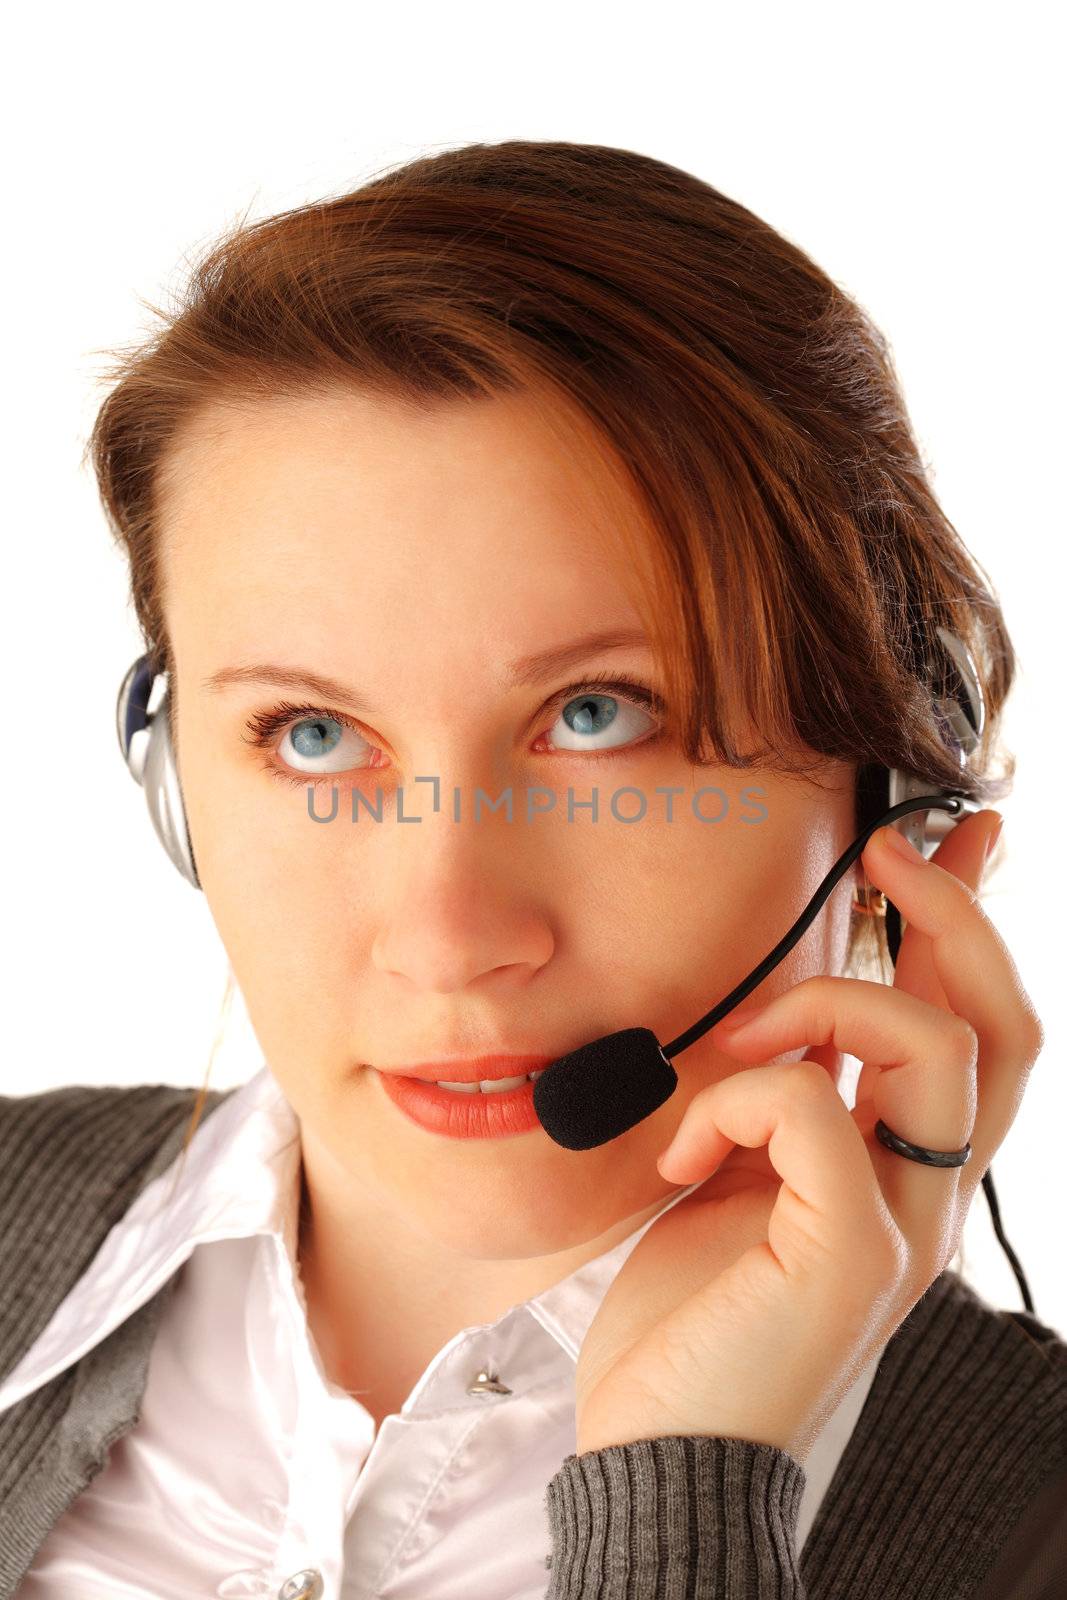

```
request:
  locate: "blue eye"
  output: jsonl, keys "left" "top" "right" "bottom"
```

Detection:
{"left": 243, "top": 701, "right": 376, "bottom": 785}
{"left": 547, "top": 684, "right": 661, "bottom": 752}
{"left": 284, "top": 715, "right": 370, "bottom": 771}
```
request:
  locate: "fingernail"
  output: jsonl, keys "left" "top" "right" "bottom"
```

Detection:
{"left": 984, "top": 815, "right": 1004, "bottom": 862}
{"left": 657, "top": 1142, "right": 680, "bottom": 1175}
{"left": 717, "top": 1003, "right": 766, "bottom": 1032}
{"left": 882, "top": 825, "right": 925, "bottom": 864}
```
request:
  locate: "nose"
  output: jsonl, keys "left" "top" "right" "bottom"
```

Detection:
{"left": 370, "top": 809, "right": 556, "bottom": 994}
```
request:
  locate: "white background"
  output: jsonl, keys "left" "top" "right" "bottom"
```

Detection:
{"left": 3, "top": 1, "right": 1063, "bottom": 1330}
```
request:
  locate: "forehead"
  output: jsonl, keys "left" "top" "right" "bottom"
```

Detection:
{"left": 155, "top": 383, "right": 655, "bottom": 639}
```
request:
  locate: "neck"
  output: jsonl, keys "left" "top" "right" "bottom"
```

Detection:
{"left": 294, "top": 1144, "right": 673, "bottom": 1410}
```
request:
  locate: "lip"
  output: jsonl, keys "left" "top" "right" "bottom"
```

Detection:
{"left": 373, "top": 1066, "right": 547, "bottom": 1139}
{"left": 375, "top": 1053, "right": 558, "bottom": 1083}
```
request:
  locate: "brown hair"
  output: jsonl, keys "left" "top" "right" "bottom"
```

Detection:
{"left": 84, "top": 139, "right": 1015, "bottom": 1158}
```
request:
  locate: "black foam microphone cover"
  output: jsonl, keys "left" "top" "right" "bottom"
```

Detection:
{"left": 531, "top": 1027, "right": 678, "bottom": 1150}
{"left": 528, "top": 793, "right": 971, "bottom": 1155}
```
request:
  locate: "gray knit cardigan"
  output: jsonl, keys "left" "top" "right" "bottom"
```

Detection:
{"left": 0, "top": 1082, "right": 1064, "bottom": 1599}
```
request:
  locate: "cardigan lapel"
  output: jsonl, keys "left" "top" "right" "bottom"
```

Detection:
{"left": 0, "top": 1085, "right": 234, "bottom": 1598}
{"left": 0, "top": 1272, "right": 180, "bottom": 1597}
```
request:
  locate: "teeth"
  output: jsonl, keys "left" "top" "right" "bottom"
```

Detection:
{"left": 433, "top": 1069, "right": 547, "bottom": 1094}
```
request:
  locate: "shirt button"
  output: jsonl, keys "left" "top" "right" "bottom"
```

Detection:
{"left": 277, "top": 1571, "right": 324, "bottom": 1600}
{"left": 466, "top": 1365, "right": 512, "bottom": 1395}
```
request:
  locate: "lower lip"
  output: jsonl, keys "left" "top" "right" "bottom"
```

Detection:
{"left": 375, "top": 1067, "right": 546, "bottom": 1139}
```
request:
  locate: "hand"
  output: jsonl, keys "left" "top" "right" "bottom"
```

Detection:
{"left": 574, "top": 809, "right": 1044, "bottom": 1463}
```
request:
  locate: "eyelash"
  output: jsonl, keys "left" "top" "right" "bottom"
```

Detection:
{"left": 242, "top": 675, "right": 668, "bottom": 790}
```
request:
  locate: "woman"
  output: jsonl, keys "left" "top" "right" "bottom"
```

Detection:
{"left": 0, "top": 139, "right": 1061, "bottom": 1598}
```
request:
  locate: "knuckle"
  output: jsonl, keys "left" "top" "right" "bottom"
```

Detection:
{"left": 914, "top": 1235, "right": 948, "bottom": 1286}
{"left": 788, "top": 1059, "right": 832, "bottom": 1104}
{"left": 943, "top": 1216, "right": 967, "bottom": 1271}
{"left": 795, "top": 974, "right": 838, "bottom": 996}
{"left": 846, "top": 1220, "right": 905, "bottom": 1307}
{"left": 870, "top": 1222, "right": 907, "bottom": 1288}
{"left": 792, "top": 973, "right": 842, "bottom": 1016}
{"left": 909, "top": 1238, "right": 952, "bottom": 1296}
{"left": 946, "top": 1014, "right": 979, "bottom": 1065}
{"left": 957, "top": 879, "right": 982, "bottom": 914}
{"left": 910, "top": 1208, "right": 966, "bottom": 1288}
{"left": 790, "top": 974, "right": 823, "bottom": 991}
{"left": 1023, "top": 1008, "right": 1046, "bottom": 1061}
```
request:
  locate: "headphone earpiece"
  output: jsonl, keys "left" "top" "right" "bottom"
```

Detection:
{"left": 885, "top": 625, "right": 984, "bottom": 862}
{"left": 930, "top": 622, "right": 986, "bottom": 757}
{"left": 879, "top": 624, "right": 985, "bottom": 960}
{"left": 116, "top": 655, "right": 200, "bottom": 891}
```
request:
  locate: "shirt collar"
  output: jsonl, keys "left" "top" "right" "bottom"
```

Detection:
{"left": 0, "top": 1064, "right": 703, "bottom": 1411}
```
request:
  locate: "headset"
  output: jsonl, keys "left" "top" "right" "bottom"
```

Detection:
{"left": 116, "top": 628, "right": 1036, "bottom": 1312}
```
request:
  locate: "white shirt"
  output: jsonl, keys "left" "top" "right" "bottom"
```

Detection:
{"left": 0, "top": 1064, "right": 881, "bottom": 1598}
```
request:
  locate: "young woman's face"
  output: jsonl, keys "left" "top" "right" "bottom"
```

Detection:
{"left": 159, "top": 383, "right": 858, "bottom": 1258}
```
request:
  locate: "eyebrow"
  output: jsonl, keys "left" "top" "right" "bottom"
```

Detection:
{"left": 200, "top": 626, "right": 652, "bottom": 713}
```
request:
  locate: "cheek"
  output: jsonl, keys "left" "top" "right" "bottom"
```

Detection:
{"left": 616, "top": 793, "right": 847, "bottom": 1056}
{"left": 549, "top": 809, "right": 760, "bottom": 1045}
{"left": 187, "top": 743, "right": 369, "bottom": 921}
{"left": 191, "top": 796, "right": 374, "bottom": 1062}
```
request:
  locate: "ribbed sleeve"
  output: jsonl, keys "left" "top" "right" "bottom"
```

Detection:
{"left": 541, "top": 1271, "right": 1067, "bottom": 1600}
{"left": 544, "top": 1435, "right": 806, "bottom": 1599}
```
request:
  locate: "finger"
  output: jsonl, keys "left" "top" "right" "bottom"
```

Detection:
{"left": 878, "top": 809, "right": 996, "bottom": 1008}
{"left": 705, "top": 975, "right": 976, "bottom": 1248}
{"left": 658, "top": 1059, "right": 898, "bottom": 1294}
{"left": 859, "top": 819, "right": 1044, "bottom": 1170}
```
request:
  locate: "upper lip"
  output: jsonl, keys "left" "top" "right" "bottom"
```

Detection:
{"left": 375, "top": 1053, "right": 558, "bottom": 1083}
